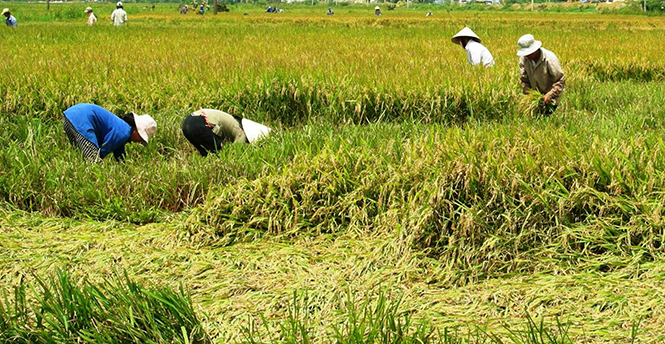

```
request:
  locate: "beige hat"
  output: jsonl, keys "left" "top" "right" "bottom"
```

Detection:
{"left": 241, "top": 118, "right": 271, "bottom": 144}
{"left": 84, "top": 7, "right": 93, "bottom": 13}
{"left": 1, "top": 8, "right": 10, "bottom": 15}
{"left": 132, "top": 113, "right": 157, "bottom": 145}
{"left": 451, "top": 27, "right": 481, "bottom": 45}
{"left": 516, "top": 34, "right": 542, "bottom": 57}
{"left": 375, "top": 6, "right": 380, "bottom": 10}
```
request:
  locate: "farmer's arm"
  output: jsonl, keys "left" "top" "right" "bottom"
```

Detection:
{"left": 519, "top": 58, "right": 532, "bottom": 94}
{"left": 545, "top": 56, "right": 565, "bottom": 100}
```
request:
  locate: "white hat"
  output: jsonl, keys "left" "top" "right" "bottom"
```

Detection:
{"left": 84, "top": 7, "right": 93, "bottom": 13}
{"left": 132, "top": 113, "right": 157, "bottom": 145}
{"left": 241, "top": 118, "right": 271, "bottom": 144}
{"left": 516, "top": 34, "right": 542, "bottom": 57}
{"left": 375, "top": 6, "right": 380, "bottom": 9}
{"left": 1, "top": 8, "right": 10, "bottom": 15}
{"left": 116, "top": 1, "right": 123, "bottom": 7}
{"left": 451, "top": 27, "right": 481, "bottom": 44}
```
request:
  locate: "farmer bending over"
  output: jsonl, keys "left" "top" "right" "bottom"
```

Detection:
{"left": 517, "top": 34, "right": 565, "bottom": 116}
{"left": 2, "top": 8, "right": 17, "bottom": 27}
{"left": 63, "top": 103, "right": 156, "bottom": 162}
{"left": 451, "top": 27, "right": 494, "bottom": 68}
{"left": 181, "top": 109, "right": 271, "bottom": 157}
{"left": 85, "top": 7, "right": 97, "bottom": 26}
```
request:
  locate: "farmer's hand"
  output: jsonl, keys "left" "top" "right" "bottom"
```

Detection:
{"left": 543, "top": 94, "right": 552, "bottom": 105}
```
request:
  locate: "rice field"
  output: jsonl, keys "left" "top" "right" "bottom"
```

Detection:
{"left": 1, "top": 2, "right": 665, "bottom": 342}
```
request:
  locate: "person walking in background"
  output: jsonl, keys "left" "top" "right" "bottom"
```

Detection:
{"left": 2, "top": 8, "right": 17, "bottom": 27}
{"left": 63, "top": 103, "right": 156, "bottom": 162}
{"left": 374, "top": 6, "right": 382, "bottom": 16}
{"left": 451, "top": 27, "right": 494, "bottom": 68}
{"left": 517, "top": 34, "right": 565, "bottom": 115}
{"left": 111, "top": 2, "right": 127, "bottom": 27}
{"left": 181, "top": 109, "right": 271, "bottom": 157}
{"left": 85, "top": 7, "right": 97, "bottom": 26}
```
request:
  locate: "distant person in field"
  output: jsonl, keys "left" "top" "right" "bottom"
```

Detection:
{"left": 2, "top": 8, "right": 17, "bottom": 27}
{"left": 451, "top": 27, "right": 494, "bottom": 68}
{"left": 266, "top": 5, "right": 273, "bottom": 12}
{"left": 517, "top": 34, "right": 565, "bottom": 115}
{"left": 180, "top": 4, "right": 188, "bottom": 14}
{"left": 426, "top": 11, "right": 432, "bottom": 16}
{"left": 374, "top": 6, "right": 382, "bottom": 16}
{"left": 327, "top": 7, "right": 334, "bottom": 15}
{"left": 111, "top": 2, "right": 128, "bottom": 27}
{"left": 85, "top": 7, "right": 97, "bottom": 26}
{"left": 63, "top": 103, "right": 157, "bottom": 162}
{"left": 181, "top": 109, "right": 271, "bottom": 157}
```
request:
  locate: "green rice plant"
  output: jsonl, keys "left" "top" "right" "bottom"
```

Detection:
{"left": 0, "top": 269, "right": 211, "bottom": 343}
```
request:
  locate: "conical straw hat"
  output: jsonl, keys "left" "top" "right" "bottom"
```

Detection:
{"left": 451, "top": 27, "right": 481, "bottom": 45}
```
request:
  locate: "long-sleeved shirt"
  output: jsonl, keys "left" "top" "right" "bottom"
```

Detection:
{"left": 5, "top": 15, "right": 17, "bottom": 27}
{"left": 465, "top": 40, "right": 494, "bottom": 68}
{"left": 519, "top": 48, "right": 565, "bottom": 103}
{"left": 87, "top": 13, "right": 97, "bottom": 26}
{"left": 111, "top": 9, "right": 127, "bottom": 26}
{"left": 192, "top": 109, "right": 248, "bottom": 144}
{"left": 64, "top": 103, "right": 132, "bottom": 161}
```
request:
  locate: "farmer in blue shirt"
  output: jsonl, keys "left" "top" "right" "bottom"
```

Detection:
{"left": 2, "top": 8, "right": 17, "bottom": 27}
{"left": 63, "top": 103, "right": 157, "bottom": 162}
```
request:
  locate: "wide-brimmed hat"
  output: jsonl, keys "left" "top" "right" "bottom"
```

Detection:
{"left": 375, "top": 6, "right": 380, "bottom": 10}
{"left": 516, "top": 34, "right": 542, "bottom": 57}
{"left": 1, "top": 8, "right": 10, "bottom": 15}
{"left": 84, "top": 7, "right": 93, "bottom": 13}
{"left": 132, "top": 113, "right": 157, "bottom": 145}
{"left": 451, "top": 27, "right": 480, "bottom": 45}
{"left": 241, "top": 118, "right": 271, "bottom": 144}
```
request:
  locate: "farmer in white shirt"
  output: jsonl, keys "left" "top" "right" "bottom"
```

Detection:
{"left": 85, "top": 7, "right": 97, "bottom": 26}
{"left": 451, "top": 27, "right": 495, "bottom": 68}
{"left": 111, "top": 2, "right": 127, "bottom": 27}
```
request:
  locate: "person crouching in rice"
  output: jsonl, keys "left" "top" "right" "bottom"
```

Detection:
{"left": 451, "top": 27, "right": 494, "bottom": 68}
{"left": 517, "top": 34, "right": 565, "bottom": 116}
{"left": 63, "top": 103, "right": 157, "bottom": 162}
{"left": 181, "top": 109, "right": 271, "bottom": 157}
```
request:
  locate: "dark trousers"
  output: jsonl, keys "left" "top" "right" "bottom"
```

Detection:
{"left": 181, "top": 115, "right": 223, "bottom": 157}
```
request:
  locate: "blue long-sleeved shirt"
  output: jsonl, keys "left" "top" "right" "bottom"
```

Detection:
{"left": 5, "top": 15, "right": 17, "bottom": 27}
{"left": 64, "top": 103, "right": 131, "bottom": 161}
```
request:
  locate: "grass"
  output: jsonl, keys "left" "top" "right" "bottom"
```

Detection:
{"left": 0, "top": 3, "right": 664, "bottom": 343}
{"left": 0, "top": 269, "right": 210, "bottom": 343}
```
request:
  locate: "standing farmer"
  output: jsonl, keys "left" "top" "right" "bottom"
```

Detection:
{"left": 111, "top": 2, "right": 128, "bottom": 27}
{"left": 85, "top": 7, "right": 97, "bottom": 26}
{"left": 451, "top": 27, "right": 494, "bottom": 67}
{"left": 63, "top": 103, "right": 157, "bottom": 162}
{"left": 2, "top": 8, "right": 17, "bottom": 27}
{"left": 181, "top": 109, "right": 271, "bottom": 157}
{"left": 517, "top": 34, "right": 565, "bottom": 115}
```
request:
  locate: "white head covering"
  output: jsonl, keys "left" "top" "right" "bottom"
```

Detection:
{"left": 1, "top": 8, "right": 10, "bottom": 15}
{"left": 241, "top": 118, "right": 271, "bottom": 144}
{"left": 116, "top": 1, "right": 123, "bottom": 7}
{"left": 132, "top": 113, "right": 157, "bottom": 145}
{"left": 375, "top": 6, "right": 380, "bottom": 10}
{"left": 84, "top": 7, "right": 93, "bottom": 13}
{"left": 451, "top": 27, "right": 481, "bottom": 45}
{"left": 516, "top": 34, "right": 542, "bottom": 57}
